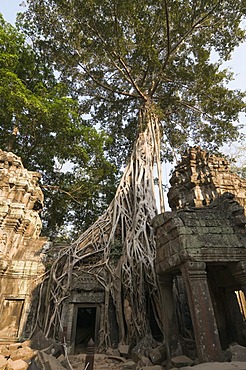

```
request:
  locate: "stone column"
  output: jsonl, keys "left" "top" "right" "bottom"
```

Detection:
{"left": 159, "top": 274, "right": 181, "bottom": 356}
{"left": 181, "top": 261, "right": 223, "bottom": 363}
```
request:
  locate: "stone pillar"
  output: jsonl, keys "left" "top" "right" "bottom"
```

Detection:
{"left": 159, "top": 274, "right": 181, "bottom": 356}
{"left": 181, "top": 261, "right": 223, "bottom": 363}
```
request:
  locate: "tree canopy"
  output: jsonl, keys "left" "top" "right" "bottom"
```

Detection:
{"left": 19, "top": 0, "right": 246, "bottom": 165}
{"left": 0, "top": 14, "right": 117, "bottom": 238}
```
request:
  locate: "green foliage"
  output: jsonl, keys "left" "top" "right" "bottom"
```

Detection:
{"left": 18, "top": 0, "right": 246, "bottom": 165}
{"left": 0, "top": 14, "right": 117, "bottom": 239}
{"left": 226, "top": 145, "right": 246, "bottom": 179}
{"left": 110, "top": 238, "right": 123, "bottom": 263}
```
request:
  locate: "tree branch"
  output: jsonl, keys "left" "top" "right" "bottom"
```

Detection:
{"left": 164, "top": 0, "right": 170, "bottom": 58}
{"left": 163, "top": 3, "right": 219, "bottom": 69}
{"left": 41, "top": 184, "right": 83, "bottom": 205}
{"left": 117, "top": 56, "right": 147, "bottom": 100}
{"left": 77, "top": 59, "right": 140, "bottom": 99}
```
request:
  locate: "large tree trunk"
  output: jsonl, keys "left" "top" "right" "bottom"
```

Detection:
{"left": 41, "top": 104, "right": 164, "bottom": 349}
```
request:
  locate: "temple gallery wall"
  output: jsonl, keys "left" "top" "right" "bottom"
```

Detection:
{"left": 0, "top": 147, "right": 246, "bottom": 363}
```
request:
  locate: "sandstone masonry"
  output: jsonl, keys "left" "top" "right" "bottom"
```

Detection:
{"left": 0, "top": 150, "right": 46, "bottom": 342}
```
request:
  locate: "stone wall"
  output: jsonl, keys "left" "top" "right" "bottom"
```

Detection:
{"left": 168, "top": 147, "right": 246, "bottom": 212}
{"left": 153, "top": 193, "right": 246, "bottom": 361}
{"left": 0, "top": 150, "right": 46, "bottom": 342}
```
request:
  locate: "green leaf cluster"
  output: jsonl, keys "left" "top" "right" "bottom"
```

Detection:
{"left": 0, "top": 14, "right": 118, "bottom": 239}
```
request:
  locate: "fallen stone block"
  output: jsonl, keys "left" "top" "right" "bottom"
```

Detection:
{"left": 137, "top": 355, "right": 153, "bottom": 367}
{"left": 10, "top": 347, "right": 36, "bottom": 362}
{"left": 8, "top": 344, "right": 21, "bottom": 352}
{"left": 171, "top": 355, "right": 193, "bottom": 368}
{"left": 121, "top": 360, "right": 136, "bottom": 369}
{"left": 118, "top": 344, "right": 130, "bottom": 357}
{"left": 0, "top": 354, "right": 8, "bottom": 370}
{"left": 94, "top": 354, "right": 107, "bottom": 361}
{"left": 36, "top": 351, "right": 66, "bottom": 370}
{"left": 74, "top": 353, "right": 86, "bottom": 362}
{"left": 229, "top": 343, "right": 246, "bottom": 362}
{"left": 131, "top": 335, "right": 158, "bottom": 362}
{"left": 7, "top": 359, "right": 28, "bottom": 370}
{"left": 0, "top": 345, "right": 10, "bottom": 357}
{"left": 56, "top": 354, "right": 68, "bottom": 368}
{"left": 149, "top": 345, "right": 166, "bottom": 365}
{"left": 106, "top": 347, "right": 120, "bottom": 356}
{"left": 46, "top": 355, "right": 66, "bottom": 370}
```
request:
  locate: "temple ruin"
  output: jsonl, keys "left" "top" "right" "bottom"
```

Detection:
{"left": 0, "top": 146, "right": 246, "bottom": 365}
{"left": 153, "top": 147, "right": 246, "bottom": 362}
{"left": 168, "top": 146, "right": 246, "bottom": 211}
{"left": 0, "top": 150, "right": 46, "bottom": 342}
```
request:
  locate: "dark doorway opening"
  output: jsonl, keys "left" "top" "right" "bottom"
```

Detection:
{"left": 74, "top": 307, "right": 97, "bottom": 353}
{"left": 146, "top": 295, "right": 163, "bottom": 342}
{"left": 207, "top": 265, "right": 246, "bottom": 349}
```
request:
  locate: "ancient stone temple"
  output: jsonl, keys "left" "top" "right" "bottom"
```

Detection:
{"left": 153, "top": 147, "right": 246, "bottom": 363}
{"left": 168, "top": 146, "right": 246, "bottom": 212}
{"left": 0, "top": 150, "right": 46, "bottom": 342}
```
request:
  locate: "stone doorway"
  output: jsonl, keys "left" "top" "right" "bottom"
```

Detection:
{"left": 73, "top": 305, "right": 99, "bottom": 354}
{"left": 0, "top": 298, "right": 24, "bottom": 340}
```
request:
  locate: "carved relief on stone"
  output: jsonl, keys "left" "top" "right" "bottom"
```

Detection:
{"left": 168, "top": 147, "right": 246, "bottom": 212}
{"left": 0, "top": 150, "right": 44, "bottom": 260}
{"left": 0, "top": 150, "right": 46, "bottom": 342}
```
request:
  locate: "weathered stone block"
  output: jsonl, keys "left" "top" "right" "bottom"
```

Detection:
{"left": 0, "top": 354, "right": 8, "bottom": 370}
{"left": 0, "top": 345, "right": 10, "bottom": 357}
{"left": 7, "top": 359, "right": 28, "bottom": 370}
{"left": 137, "top": 355, "right": 152, "bottom": 367}
{"left": 10, "top": 347, "right": 35, "bottom": 362}
{"left": 118, "top": 344, "right": 129, "bottom": 357}
{"left": 229, "top": 343, "right": 246, "bottom": 362}
{"left": 171, "top": 355, "right": 193, "bottom": 368}
{"left": 121, "top": 360, "right": 136, "bottom": 369}
{"left": 149, "top": 345, "right": 166, "bottom": 365}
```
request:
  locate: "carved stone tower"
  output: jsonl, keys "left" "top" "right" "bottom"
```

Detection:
{"left": 0, "top": 150, "right": 46, "bottom": 342}
{"left": 168, "top": 147, "right": 246, "bottom": 212}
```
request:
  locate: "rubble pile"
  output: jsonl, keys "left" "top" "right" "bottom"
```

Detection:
{"left": 0, "top": 341, "right": 36, "bottom": 370}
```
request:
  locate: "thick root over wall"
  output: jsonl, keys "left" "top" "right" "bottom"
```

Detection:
{"left": 40, "top": 108, "right": 164, "bottom": 350}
